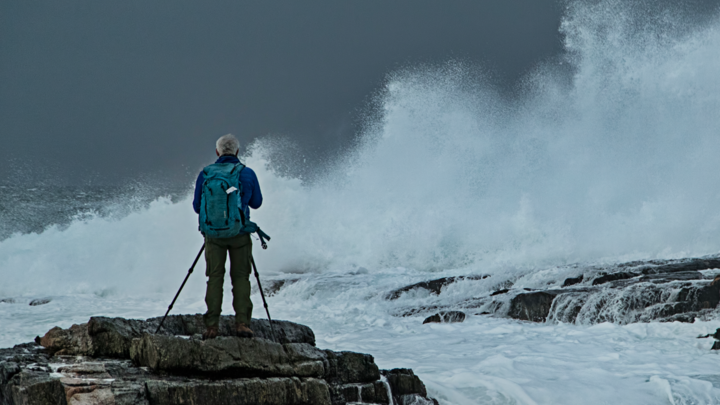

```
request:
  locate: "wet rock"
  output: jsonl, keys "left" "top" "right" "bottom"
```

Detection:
{"left": 3, "top": 316, "right": 435, "bottom": 405}
{"left": 397, "top": 394, "right": 440, "bottom": 405}
{"left": 562, "top": 275, "right": 584, "bottom": 287}
{"left": 130, "top": 334, "right": 325, "bottom": 378}
{"left": 145, "top": 377, "right": 331, "bottom": 405}
{"left": 38, "top": 315, "right": 316, "bottom": 358}
{"left": 3, "top": 370, "right": 67, "bottom": 405}
{"left": 328, "top": 379, "right": 392, "bottom": 404}
{"left": 0, "top": 298, "right": 15, "bottom": 304}
{"left": 382, "top": 369, "right": 437, "bottom": 405}
{"left": 263, "top": 279, "right": 301, "bottom": 297}
{"left": 592, "top": 272, "right": 638, "bottom": 285}
{"left": 585, "top": 257, "right": 720, "bottom": 286}
{"left": 330, "top": 383, "right": 363, "bottom": 404}
{"left": 508, "top": 291, "right": 559, "bottom": 322}
{"left": 386, "top": 275, "right": 489, "bottom": 300}
{"left": 149, "top": 314, "right": 315, "bottom": 345}
{"left": 422, "top": 311, "right": 466, "bottom": 324}
{"left": 390, "top": 254, "right": 720, "bottom": 326}
{"left": 361, "top": 380, "right": 391, "bottom": 404}
{"left": 28, "top": 298, "right": 51, "bottom": 306}
{"left": 88, "top": 316, "right": 157, "bottom": 357}
{"left": 660, "top": 313, "right": 698, "bottom": 323}
{"left": 696, "top": 285, "right": 720, "bottom": 309}
{"left": 637, "top": 258, "right": 720, "bottom": 274}
{"left": 701, "top": 328, "right": 720, "bottom": 351}
{"left": 40, "top": 323, "right": 94, "bottom": 356}
{"left": 491, "top": 289, "right": 509, "bottom": 296}
{"left": 394, "top": 306, "right": 440, "bottom": 318}
{"left": 324, "top": 351, "right": 380, "bottom": 385}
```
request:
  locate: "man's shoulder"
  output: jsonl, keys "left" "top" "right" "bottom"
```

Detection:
{"left": 240, "top": 165, "right": 257, "bottom": 178}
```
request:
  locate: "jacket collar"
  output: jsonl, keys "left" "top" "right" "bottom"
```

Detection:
{"left": 215, "top": 155, "right": 240, "bottom": 164}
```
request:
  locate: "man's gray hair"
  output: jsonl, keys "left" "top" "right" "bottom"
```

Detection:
{"left": 216, "top": 134, "right": 240, "bottom": 156}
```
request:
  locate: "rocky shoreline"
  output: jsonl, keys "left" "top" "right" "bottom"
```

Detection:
{"left": 386, "top": 255, "right": 720, "bottom": 327}
{"left": 1, "top": 315, "right": 438, "bottom": 405}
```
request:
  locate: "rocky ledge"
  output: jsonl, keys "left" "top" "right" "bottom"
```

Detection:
{"left": 0, "top": 315, "right": 437, "bottom": 405}
{"left": 388, "top": 255, "right": 720, "bottom": 326}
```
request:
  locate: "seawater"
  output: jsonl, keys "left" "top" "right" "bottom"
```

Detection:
{"left": 3, "top": 0, "right": 720, "bottom": 403}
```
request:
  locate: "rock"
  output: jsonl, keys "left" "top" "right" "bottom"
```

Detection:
{"left": 0, "top": 362, "right": 21, "bottom": 404}
{"left": 393, "top": 306, "right": 440, "bottom": 318}
{"left": 382, "top": 369, "right": 437, "bottom": 405}
{"left": 696, "top": 285, "right": 720, "bottom": 309}
{"left": 562, "top": 275, "right": 584, "bottom": 287}
{"left": 29, "top": 298, "right": 51, "bottom": 306}
{"left": 38, "top": 315, "right": 316, "bottom": 358}
{"left": 148, "top": 314, "right": 316, "bottom": 345}
{"left": 145, "top": 377, "right": 331, "bottom": 405}
{"left": 397, "top": 394, "right": 440, "bottom": 405}
{"left": 0, "top": 298, "right": 15, "bottom": 304}
{"left": 386, "top": 275, "right": 489, "bottom": 300}
{"left": 329, "top": 383, "right": 362, "bottom": 404}
{"left": 592, "top": 272, "right": 638, "bottom": 285}
{"left": 639, "top": 271, "right": 704, "bottom": 282}
{"left": 637, "top": 258, "right": 720, "bottom": 274}
{"left": 88, "top": 316, "right": 156, "bottom": 358}
{"left": 263, "top": 279, "right": 301, "bottom": 297}
{"left": 704, "top": 328, "right": 720, "bottom": 351}
{"left": 422, "top": 311, "right": 466, "bottom": 324}
{"left": 130, "top": 334, "right": 325, "bottom": 378}
{"left": 40, "top": 323, "right": 93, "bottom": 356}
{"left": 711, "top": 275, "right": 720, "bottom": 287}
{"left": 490, "top": 289, "right": 509, "bottom": 296}
{"left": 329, "top": 380, "right": 391, "bottom": 404}
{"left": 508, "top": 291, "right": 558, "bottom": 322}
{"left": 3, "top": 370, "right": 67, "bottom": 405}
{"left": 390, "top": 254, "right": 720, "bottom": 325}
{"left": 712, "top": 328, "right": 720, "bottom": 340}
{"left": 361, "top": 380, "right": 391, "bottom": 404}
{"left": 3, "top": 316, "right": 437, "bottom": 405}
{"left": 324, "top": 351, "right": 380, "bottom": 385}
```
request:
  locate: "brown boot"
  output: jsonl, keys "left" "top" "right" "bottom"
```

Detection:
{"left": 202, "top": 326, "right": 218, "bottom": 340}
{"left": 236, "top": 323, "right": 254, "bottom": 338}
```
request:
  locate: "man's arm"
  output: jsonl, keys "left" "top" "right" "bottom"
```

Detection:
{"left": 192, "top": 171, "right": 204, "bottom": 214}
{"left": 243, "top": 168, "right": 263, "bottom": 209}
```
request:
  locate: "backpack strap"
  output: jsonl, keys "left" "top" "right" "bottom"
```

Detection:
{"left": 230, "top": 162, "right": 245, "bottom": 174}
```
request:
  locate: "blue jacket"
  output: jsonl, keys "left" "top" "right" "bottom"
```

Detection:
{"left": 193, "top": 155, "right": 263, "bottom": 221}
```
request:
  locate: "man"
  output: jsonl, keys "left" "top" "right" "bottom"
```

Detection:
{"left": 193, "top": 134, "right": 263, "bottom": 339}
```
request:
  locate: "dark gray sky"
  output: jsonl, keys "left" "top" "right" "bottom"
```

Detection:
{"left": 1, "top": 0, "right": 564, "bottom": 186}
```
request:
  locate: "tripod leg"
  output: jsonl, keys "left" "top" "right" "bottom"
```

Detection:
{"left": 250, "top": 256, "right": 277, "bottom": 343}
{"left": 155, "top": 243, "right": 205, "bottom": 334}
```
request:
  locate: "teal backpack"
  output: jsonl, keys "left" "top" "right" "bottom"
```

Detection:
{"left": 198, "top": 162, "right": 272, "bottom": 246}
{"left": 198, "top": 162, "right": 245, "bottom": 238}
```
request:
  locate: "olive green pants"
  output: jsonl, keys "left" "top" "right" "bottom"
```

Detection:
{"left": 203, "top": 233, "right": 253, "bottom": 327}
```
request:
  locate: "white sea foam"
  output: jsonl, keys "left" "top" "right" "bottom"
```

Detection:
{"left": 3, "top": 269, "right": 720, "bottom": 405}
{"left": 2, "top": 0, "right": 720, "bottom": 403}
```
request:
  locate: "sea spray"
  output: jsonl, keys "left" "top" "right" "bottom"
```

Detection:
{"left": 250, "top": 0, "right": 720, "bottom": 274}
{"left": 2, "top": 0, "right": 720, "bottom": 298}
{"left": 0, "top": 0, "right": 714, "bottom": 315}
